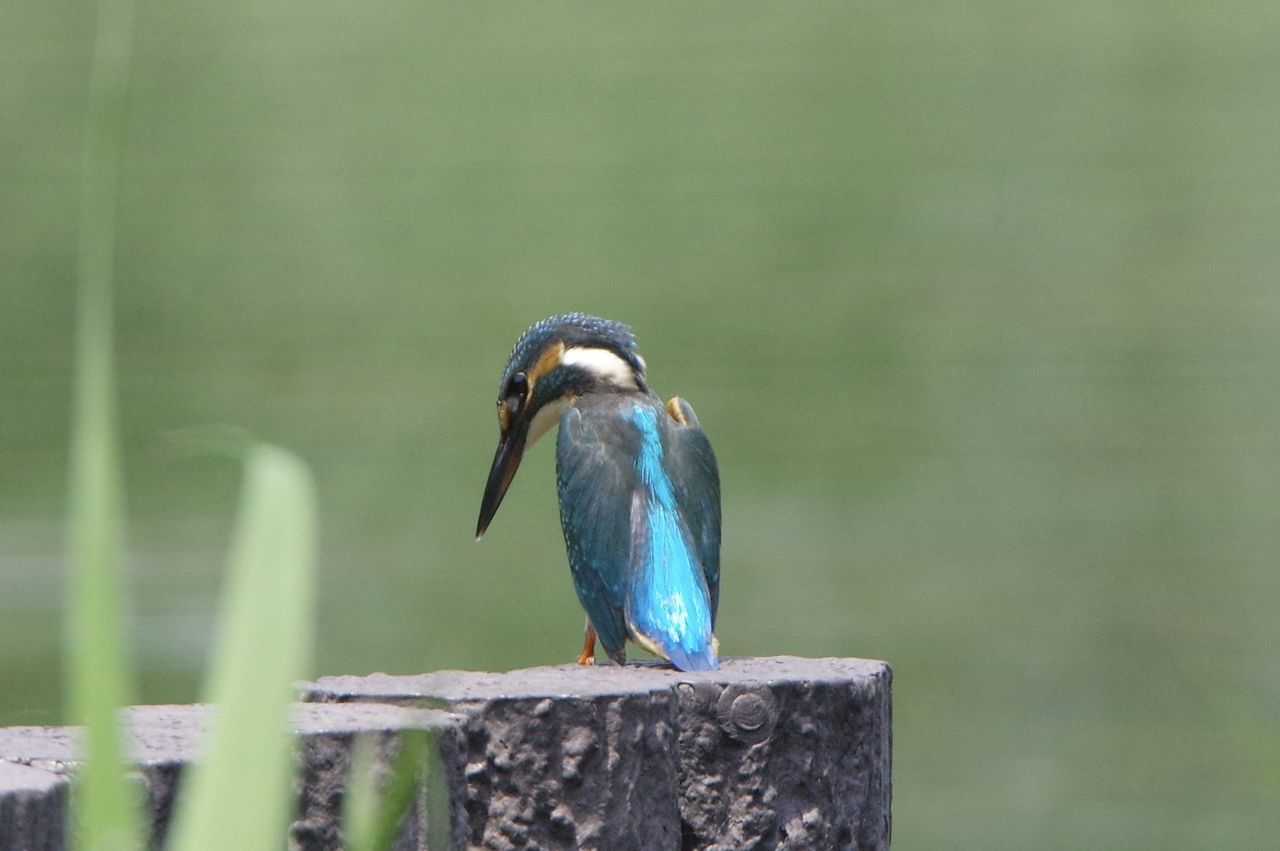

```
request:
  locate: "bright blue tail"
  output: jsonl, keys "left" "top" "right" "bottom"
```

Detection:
{"left": 666, "top": 642, "right": 718, "bottom": 672}
{"left": 627, "top": 500, "right": 717, "bottom": 671}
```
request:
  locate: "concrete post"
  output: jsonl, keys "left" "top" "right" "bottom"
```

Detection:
{"left": 1, "top": 656, "right": 890, "bottom": 850}
{"left": 307, "top": 656, "right": 892, "bottom": 850}
{"left": 0, "top": 761, "right": 68, "bottom": 851}
{"left": 0, "top": 703, "right": 462, "bottom": 851}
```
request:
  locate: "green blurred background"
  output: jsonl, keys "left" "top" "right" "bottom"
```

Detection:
{"left": 4, "top": 1, "right": 1279, "bottom": 847}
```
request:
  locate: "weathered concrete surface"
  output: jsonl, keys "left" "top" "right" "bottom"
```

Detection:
{"left": 287, "top": 703, "right": 465, "bottom": 851}
{"left": 1, "top": 657, "right": 890, "bottom": 850}
{"left": 0, "top": 703, "right": 463, "bottom": 851}
{"left": 0, "top": 760, "right": 68, "bottom": 851}
{"left": 307, "top": 655, "right": 892, "bottom": 850}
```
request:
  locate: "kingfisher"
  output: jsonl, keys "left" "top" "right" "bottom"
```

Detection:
{"left": 475, "top": 313, "right": 721, "bottom": 671}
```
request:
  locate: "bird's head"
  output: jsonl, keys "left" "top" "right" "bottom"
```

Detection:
{"left": 475, "top": 313, "right": 648, "bottom": 539}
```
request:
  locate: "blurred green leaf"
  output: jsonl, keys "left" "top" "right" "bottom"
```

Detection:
{"left": 342, "top": 734, "right": 383, "bottom": 851}
{"left": 344, "top": 728, "right": 435, "bottom": 851}
{"left": 165, "top": 445, "right": 317, "bottom": 851}
{"left": 65, "top": 0, "right": 142, "bottom": 846}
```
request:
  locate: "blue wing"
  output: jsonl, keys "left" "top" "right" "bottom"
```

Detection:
{"left": 555, "top": 400, "right": 635, "bottom": 664}
{"left": 663, "top": 397, "right": 721, "bottom": 625}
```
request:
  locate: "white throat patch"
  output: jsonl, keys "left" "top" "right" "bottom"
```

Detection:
{"left": 527, "top": 396, "right": 569, "bottom": 448}
{"left": 560, "top": 346, "right": 640, "bottom": 390}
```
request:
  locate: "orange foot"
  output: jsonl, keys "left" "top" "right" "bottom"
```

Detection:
{"left": 576, "top": 623, "right": 597, "bottom": 666}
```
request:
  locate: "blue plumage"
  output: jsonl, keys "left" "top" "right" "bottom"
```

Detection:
{"left": 478, "top": 314, "right": 720, "bottom": 671}
{"left": 624, "top": 404, "right": 715, "bottom": 670}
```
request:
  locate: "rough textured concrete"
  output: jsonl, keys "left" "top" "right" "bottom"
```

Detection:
{"left": 287, "top": 703, "right": 466, "bottom": 851}
{"left": 0, "top": 657, "right": 890, "bottom": 850}
{"left": 0, "top": 703, "right": 463, "bottom": 851}
{"left": 0, "top": 761, "right": 68, "bottom": 851}
{"left": 307, "top": 655, "right": 892, "bottom": 850}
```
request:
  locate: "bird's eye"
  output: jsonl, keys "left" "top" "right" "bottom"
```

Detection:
{"left": 504, "top": 372, "right": 529, "bottom": 414}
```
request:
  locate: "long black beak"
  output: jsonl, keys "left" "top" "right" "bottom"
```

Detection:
{"left": 475, "top": 423, "right": 528, "bottom": 540}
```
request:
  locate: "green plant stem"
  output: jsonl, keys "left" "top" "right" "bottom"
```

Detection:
{"left": 165, "top": 446, "right": 318, "bottom": 851}
{"left": 66, "top": 0, "right": 141, "bottom": 848}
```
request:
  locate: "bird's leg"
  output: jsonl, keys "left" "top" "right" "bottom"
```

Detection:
{"left": 576, "top": 621, "right": 597, "bottom": 666}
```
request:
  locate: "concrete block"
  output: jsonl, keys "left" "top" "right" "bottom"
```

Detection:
{"left": 0, "top": 703, "right": 463, "bottom": 851}
{"left": 0, "top": 760, "right": 68, "bottom": 851}
{"left": 307, "top": 655, "right": 892, "bottom": 850}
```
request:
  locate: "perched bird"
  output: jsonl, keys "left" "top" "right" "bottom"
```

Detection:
{"left": 475, "top": 313, "right": 721, "bottom": 671}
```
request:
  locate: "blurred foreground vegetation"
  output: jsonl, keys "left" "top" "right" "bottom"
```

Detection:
{"left": 3, "top": 2, "right": 1279, "bottom": 848}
